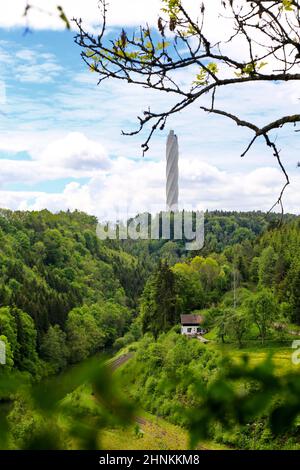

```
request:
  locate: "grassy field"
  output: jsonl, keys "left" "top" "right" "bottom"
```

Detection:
{"left": 100, "top": 412, "right": 229, "bottom": 450}
{"left": 100, "top": 413, "right": 188, "bottom": 450}
{"left": 205, "top": 340, "right": 297, "bottom": 374}
{"left": 204, "top": 324, "right": 298, "bottom": 375}
{"left": 228, "top": 345, "right": 297, "bottom": 373}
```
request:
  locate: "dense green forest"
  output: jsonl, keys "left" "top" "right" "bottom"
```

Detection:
{"left": 129, "top": 214, "right": 300, "bottom": 344}
{"left": 0, "top": 208, "right": 147, "bottom": 376}
{"left": 0, "top": 208, "right": 299, "bottom": 450}
{"left": 0, "top": 208, "right": 293, "bottom": 377}
{"left": 117, "top": 215, "right": 300, "bottom": 449}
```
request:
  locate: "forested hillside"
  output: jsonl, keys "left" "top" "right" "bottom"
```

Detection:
{"left": 0, "top": 208, "right": 297, "bottom": 378}
{"left": 119, "top": 210, "right": 295, "bottom": 263}
{"left": 0, "top": 208, "right": 299, "bottom": 449}
{"left": 0, "top": 209, "right": 138, "bottom": 376}
{"left": 117, "top": 216, "right": 300, "bottom": 450}
{"left": 138, "top": 217, "right": 300, "bottom": 339}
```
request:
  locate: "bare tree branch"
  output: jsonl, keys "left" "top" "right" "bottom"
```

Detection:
{"left": 74, "top": 0, "right": 300, "bottom": 212}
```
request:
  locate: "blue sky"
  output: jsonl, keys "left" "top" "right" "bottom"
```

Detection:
{"left": 0, "top": 0, "right": 299, "bottom": 218}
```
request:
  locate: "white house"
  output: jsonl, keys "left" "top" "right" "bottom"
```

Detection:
{"left": 0, "top": 339, "right": 6, "bottom": 365}
{"left": 180, "top": 314, "right": 205, "bottom": 336}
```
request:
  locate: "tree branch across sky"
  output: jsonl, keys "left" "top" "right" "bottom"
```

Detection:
{"left": 74, "top": 0, "right": 300, "bottom": 213}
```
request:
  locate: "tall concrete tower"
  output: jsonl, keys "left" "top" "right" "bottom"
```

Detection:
{"left": 166, "top": 130, "right": 179, "bottom": 211}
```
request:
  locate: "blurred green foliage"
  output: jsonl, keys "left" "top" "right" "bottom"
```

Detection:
{"left": 0, "top": 358, "right": 135, "bottom": 450}
{"left": 186, "top": 354, "right": 300, "bottom": 449}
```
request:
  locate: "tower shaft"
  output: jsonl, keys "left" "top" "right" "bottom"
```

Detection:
{"left": 166, "top": 130, "right": 179, "bottom": 211}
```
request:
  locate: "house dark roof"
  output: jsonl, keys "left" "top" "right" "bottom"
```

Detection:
{"left": 180, "top": 314, "right": 204, "bottom": 325}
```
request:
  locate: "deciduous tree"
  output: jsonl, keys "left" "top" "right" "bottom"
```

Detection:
{"left": 246, "top": 289, "right": 279, "bottom": 344}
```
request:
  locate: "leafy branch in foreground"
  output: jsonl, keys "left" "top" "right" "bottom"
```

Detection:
{"left": 74, "top": 0, "right": 300, "bottom": 212}
{"left": 23, "top": 2, "right": 70, "bottom": 32}
{"left": 186, "top": 355, "right": 300, "bottom": 448}
{"left": 0, "top": 358, "right": 135, "bottom": 450}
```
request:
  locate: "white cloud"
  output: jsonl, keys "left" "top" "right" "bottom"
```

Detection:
{"left": 0, "top": 41, "right": 63, "bottom": 85}
{"left": 14, "top": 48, "right": 62, "bottom": 83}
{"left": 38, "top": 132, "right": 111, "bottom": 170}
{"left": 0, "top": 133, "right": 111, "bottom": 186}
{"left": 16, "top": 61, "right": 63, "bottom": 83}
{"left": 0, "top": 0, "right": 162, "bottom": 30}
{"left": 0, "top": 1, "right": 232, "bottom": 34}
{"left": 3, "top": 153, "right": 298, "bottom": 218}
{"left": 15, "top": 49, "right": 37, "bottom": 61}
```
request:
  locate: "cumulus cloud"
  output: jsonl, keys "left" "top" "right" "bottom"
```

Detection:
{"left": 38, "top": 132, "right": 111, "bottom": 171}
{"left": 5, "top": 153, "right": 299, "bottom": 218}
{"left": 0, "top": 133, "right": 111, "bottom": 187}
{"left": 0, "top": 127, "right": 298, "bottom": 217}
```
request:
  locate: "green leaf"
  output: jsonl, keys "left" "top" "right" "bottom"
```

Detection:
{"left": 270, "top": 404, "right": 300, "bottom": 435}
{"left": 57, "top": 6, "right": 70, "bottom": 30}
{"left": 282, "top": 0, "right": 294, "bottom": 11}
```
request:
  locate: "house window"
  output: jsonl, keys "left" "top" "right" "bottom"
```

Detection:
{"left": 187, "top": 327, "right": 192, "bottom": 333}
